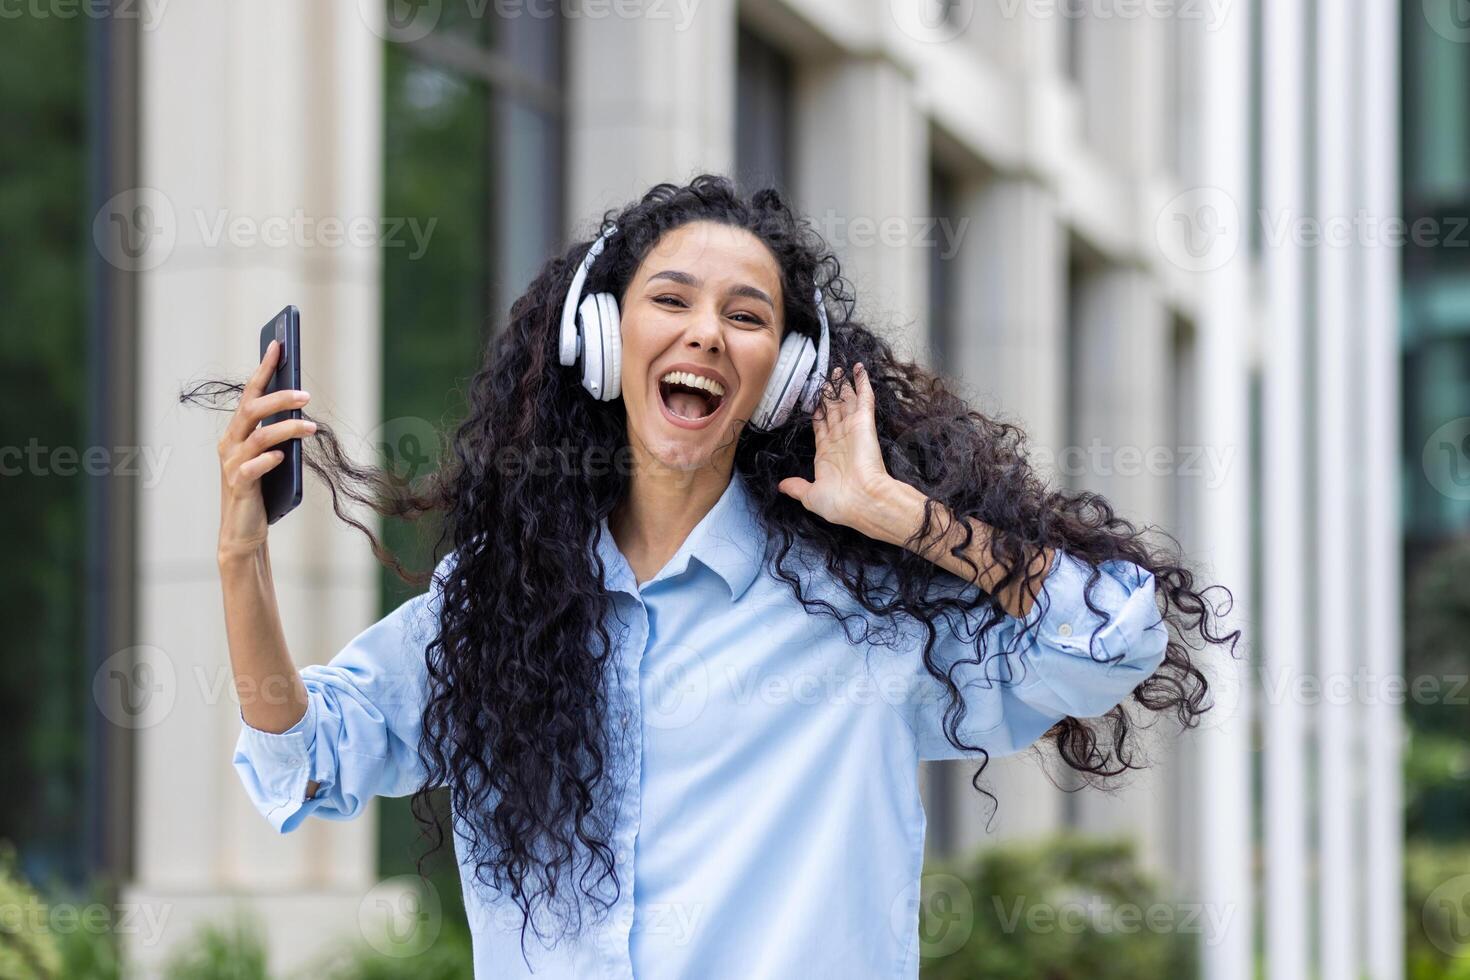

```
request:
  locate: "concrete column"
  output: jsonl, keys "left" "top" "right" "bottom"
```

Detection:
{"left": 1260, "top": 1, "right": 1312, "bottom": 978}
{"left": 791, "top": 54, "right": 929, "bottom": 362}
{"left": 1359, "top": 3, "right": 1404, "bottom": 976}
{"left": 1074, "top": 0, "right": 1165, "bottom": 176}
{"left": 564, "top": 0, "right": 738, "bottom": 233}
{"left": 1015, "top": 2, "right": 1067, "bottom": 77}
{"left": 1192, "top": 0, "right": 1256, "bottom": 975}
{"left": 1071, "top": 270, "right": 1171, "bottom": 525}
{"left": 950, "top": 177, "right": 1067, "bottom": 472}
{"left": 1067, "top": 266, "right": 1172, "bottom": 874}
{"left": 122, "top": 1, "right": 385, "bottom": 975}
{"left": 1315, "top": 2, "right": 1363, "bottom": 978}
{"left": 933, "top": 175, "right": 1070, "bottom": 852}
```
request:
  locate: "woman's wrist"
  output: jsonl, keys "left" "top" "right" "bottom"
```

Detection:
{"left": 854, "top": 477, "right": 1052, "bottom": 617}
{"left": 218, "top": 540, "right": 269, "bottom": 574}
{"left": 850, "top": 477, "right": 929, "bottom": 549}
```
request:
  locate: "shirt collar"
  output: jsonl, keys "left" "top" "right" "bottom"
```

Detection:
{"left": 592, "top": 473, "right": 767, "bottom": 601}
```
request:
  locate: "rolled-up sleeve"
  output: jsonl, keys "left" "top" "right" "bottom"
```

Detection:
{"left": 232, "top": 550, "right": 457, "bottom": 833}
{"left": 901, "top": 548, "right": 1169, "bottom": 761}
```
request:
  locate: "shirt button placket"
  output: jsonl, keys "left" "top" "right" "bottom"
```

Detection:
{"left": 605, "top": 609, "right": 644, "bottom": 979}
{"left": 618, "top": 624, "right": 631, "bottom": 728}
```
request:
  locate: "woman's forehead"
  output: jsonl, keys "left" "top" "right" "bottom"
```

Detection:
{"left": 639, "top": 222, "right": 782, "bottom": 294}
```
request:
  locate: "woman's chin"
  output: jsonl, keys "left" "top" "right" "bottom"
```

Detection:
{"left": 647, "top": 436, "right": 718, "bottom": 472}
{"left": 631, "top": 418, "right": 732, "bottom": 474}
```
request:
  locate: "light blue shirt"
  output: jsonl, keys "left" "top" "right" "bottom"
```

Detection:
{"left": 233, "top": 473, "right": 1168, "bottom": 978}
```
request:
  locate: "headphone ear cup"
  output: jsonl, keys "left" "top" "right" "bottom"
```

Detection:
{"left": 753, "top": 331, "right": 815, "bottom": 429}
{"left": 570, "top": 291, "right": 621, "bottom": 400}
{"left": 594, "top": 291, "right": 621, "bottom": 401}
{"left": 577, "top": 292, "right": 609, "bottom": 400}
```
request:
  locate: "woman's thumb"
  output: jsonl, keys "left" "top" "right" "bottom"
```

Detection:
{"left": 777, "top": 477, "right": 812, "bottom": 502}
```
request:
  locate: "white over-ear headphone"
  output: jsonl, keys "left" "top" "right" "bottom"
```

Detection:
{"left": 558, "top": 221, "right": 832, "bottom": 429}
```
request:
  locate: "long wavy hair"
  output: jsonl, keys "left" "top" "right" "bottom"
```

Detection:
{"left": 185, "top": 173, "right": 1238, "bottom": 963}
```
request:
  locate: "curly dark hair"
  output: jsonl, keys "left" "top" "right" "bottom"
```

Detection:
{"left": 184, "top": 173, "right": 1238, "bottom": 966}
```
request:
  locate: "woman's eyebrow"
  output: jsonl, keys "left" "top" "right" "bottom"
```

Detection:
{"left": 646, "top": 269, "right": 775, "bottom": 311}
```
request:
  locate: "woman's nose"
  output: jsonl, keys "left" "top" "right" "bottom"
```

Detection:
{"left": 684, "top": 305, "right": 723, "bottom": 352}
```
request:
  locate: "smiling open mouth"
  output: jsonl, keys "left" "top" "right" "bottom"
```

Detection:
{"left": 658, "top": 372, "right": 726, "bottom": 421}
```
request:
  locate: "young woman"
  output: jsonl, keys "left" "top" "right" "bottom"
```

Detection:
{"left": 214, "top": 175, "right": 1233, "bottom": 979}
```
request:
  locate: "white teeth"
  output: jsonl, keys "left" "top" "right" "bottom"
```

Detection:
{"left": 658, "top": 371, "right": 726, "bottom": 398}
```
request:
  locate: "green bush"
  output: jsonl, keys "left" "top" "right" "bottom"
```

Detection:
{"left": 49, "top": 878, "right": 123, "bottom": 980}
{"left": 160, "top": 913, "right": 270, "bottom": 980}
{"left": 1406, "top": 841, "right": 1470, "bottom": 980}
{"left": 918, "top": 835, "right": 1199, "bottom": 980}
{"left": 0, "top": 840, "right": 63, "bottom": 979}
{"left": 1404, "top": 535, "right": 1470, "bottom": 843}
{"left": 307, "top": 915, "right": 475, "bottom": 980}
{"left": 5, "top": 833, "right": 1210, "bottom": 979}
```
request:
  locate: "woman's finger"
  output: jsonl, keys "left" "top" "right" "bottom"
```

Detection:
{"left": 245, "top": 339, "right": 279, "bottom": 399}
{"left": 821, "top": 366, "right": 841, "bottom": 402}
{"left": 827, "top": 367, "right": 849, "bottom": 424}
{"left": 241, "top": 417, "right": 317, "bottom": 458}
{"left": 224, "top": 341, "right": 282, "bottom": 443}
{"left": 777, "top": 475, "right": 812, "bottom": 503}
{"left": 236, "top": 449, "right": 286, "bottom": 485}
{"left": 813, "top": 400, "right": 829, "bottom": 446}
{"left": 854, "top": 363, "right": 873, "bottom": 409}
{"left": 240, "top": 388, "right": 311, "bottom": 430}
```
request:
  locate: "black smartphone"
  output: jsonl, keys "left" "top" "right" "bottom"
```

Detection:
{"left": 257, "top": 305, "right": 303, "bottom": 524}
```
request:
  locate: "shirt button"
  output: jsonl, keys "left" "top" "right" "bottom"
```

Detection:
{"left": 1057, "top": 623, "right": 1073, "bottom": 637}
{"left": 620, "top": 711, "right": 629, "bottom": 726}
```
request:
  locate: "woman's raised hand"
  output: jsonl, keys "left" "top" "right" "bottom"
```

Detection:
{"left": 216, "top": 338, "right": 316, "bottom": 564}
{"left": 777, "top": 362, "right": 895, "bottom": 531}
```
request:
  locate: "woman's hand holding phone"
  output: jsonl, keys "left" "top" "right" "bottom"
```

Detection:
{"left": 216, "top": 338, "right": 316, "bottom": 564}
{"left": 215, "top": 336, "right": 318, "bottom": 752}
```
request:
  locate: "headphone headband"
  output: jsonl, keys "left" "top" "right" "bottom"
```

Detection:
{"left": 559, "top": 221, "right": 618, "bottom": 366}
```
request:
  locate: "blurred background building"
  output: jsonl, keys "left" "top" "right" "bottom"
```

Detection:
{"left": 6, "top": 0, "right": 1468, "bottom": 978}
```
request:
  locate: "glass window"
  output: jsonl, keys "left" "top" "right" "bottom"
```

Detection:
{"left": 0, "top": 14, "right": 97, "bottom": 890}
{"left": 736, "top": 23, "right": 795, "bottom": 204}
{"left": 1403, "top": 3, "right": 1470, "bottom": 208}
{"left": 928, "top": 166, "right": 959, "bottom": 377}
{"left": 1400, "top": 2, "right": 1470, "bottom": 556}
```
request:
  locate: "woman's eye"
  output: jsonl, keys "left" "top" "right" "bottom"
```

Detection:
{"left": 653, "top": 295, "right": 764, "bottom": 326}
